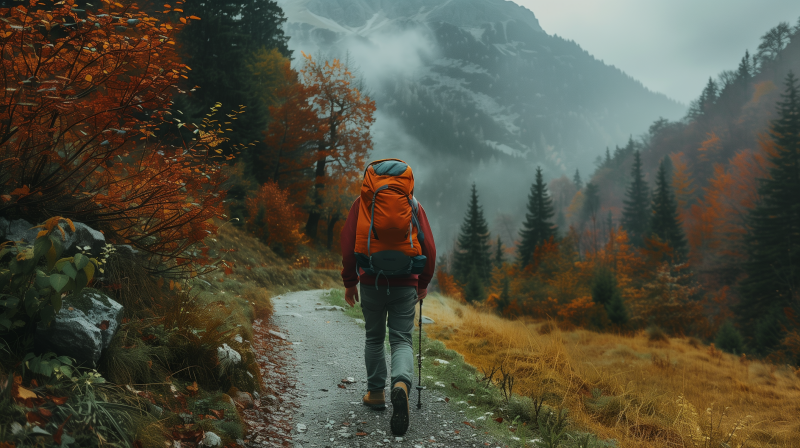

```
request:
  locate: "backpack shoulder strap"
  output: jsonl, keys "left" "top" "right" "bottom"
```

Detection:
{"left": 408, "top": 196, "right": 424, "bottom": 243}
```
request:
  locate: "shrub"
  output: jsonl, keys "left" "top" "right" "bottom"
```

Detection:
{"left": 246, "top": 182, "right": 306, "bottom": 256}
{"left": 715, "top": 320, "right": 744, "bottom": 354}
{"left": 0, "top": 5, "right": 230, "bottom": 276}
{"left": 646, "top": 325, "right": 668, "bottom": 343}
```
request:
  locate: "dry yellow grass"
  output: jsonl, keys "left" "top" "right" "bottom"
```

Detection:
{"left": 421, "top": 293, "right": 800, "bottom": 448}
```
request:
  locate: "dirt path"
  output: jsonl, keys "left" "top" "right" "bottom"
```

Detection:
{"left": 265, "top": 289, "right": 505, "bottom": 448}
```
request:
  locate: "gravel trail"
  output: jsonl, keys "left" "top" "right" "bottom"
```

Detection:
{"left": 271, "top": 290, "right": 505, "bottom": 448}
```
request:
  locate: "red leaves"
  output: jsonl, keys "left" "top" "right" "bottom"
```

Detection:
{"left": 208, "top": 408, "right": 225, "bottom": 420}
{"left": 54, "top": 415, "right": 72, "bottom": 445}
{"left": 463, "top": 421, "right": 476, "bottom": 428}
{"left": 98, "top": 320, "right": 110, "bottom": 331}
{"left": 186, "top": 381, "right": 199, "bottom": 397}
{"left": 494, "top": 417, "right": 503, "bottom": 423}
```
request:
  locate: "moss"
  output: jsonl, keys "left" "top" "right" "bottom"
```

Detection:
{"left": 65, "top": 287, "right": 112, "bottom": 313}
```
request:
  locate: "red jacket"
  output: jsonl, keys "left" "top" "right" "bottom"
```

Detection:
{"left": 340, "top": 197, "right": 436, "bottom": 290}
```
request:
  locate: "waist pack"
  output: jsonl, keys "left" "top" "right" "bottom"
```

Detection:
{"left": 354, "top": 159, "right": 427, "bottom": 284}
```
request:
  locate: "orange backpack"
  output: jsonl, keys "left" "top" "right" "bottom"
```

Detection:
{"left": 354, "top": 159, "right": 427, "bottom": 285}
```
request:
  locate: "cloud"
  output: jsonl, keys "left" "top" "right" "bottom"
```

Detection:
{"left": 344, "top": 27, "right": 439, "bottom": 89}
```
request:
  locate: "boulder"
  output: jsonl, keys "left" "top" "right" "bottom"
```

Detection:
{"left": 35, "top": 288, "right": 124, "bottom": 366}
{"left": 0, "top": 218, "right": 106, "bottom": 257}
{"left": 200, "top": 432, "right": 222, "bottom": 448}
{"left": 62, "top": 223, "right": 106, "bottom": 257}
{"left": 0, "top": 217, "right": 38, "bottom": 245}
{"left": 233, "top": 391, "right": 254, "bottom": 409}
{"left": 217, "top": 343, "right": 242, "bottom": 364}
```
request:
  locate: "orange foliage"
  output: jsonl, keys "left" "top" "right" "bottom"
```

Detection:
{"left": 556, "top": 296, "right": 596, "bottom": 327}
{"left": 686, "top": 148, "right": 768, "bottom": 282}
{"left": 697, "top": 132, "right": 723, "bottom": 162}
{"left": 0, "top": 1, "right": 225, "bottom": 274}
{"left": 262, "top": 60, "right": 320, "bottom": 202}
{"left": 436, "top": 271, "right": 463, "bottom": 302}
{"left": 670, "top": 152, "right": 695, "bottom": 216}
{"left": 246, "top": 182, "right": 306, "bottom": 256}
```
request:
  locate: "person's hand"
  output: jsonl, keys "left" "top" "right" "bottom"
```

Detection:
{"left": 417, "top": 288, "right": 427, "bottom": 301}
{"left": 345, "top": 286, "right": 359, "bottom": 307}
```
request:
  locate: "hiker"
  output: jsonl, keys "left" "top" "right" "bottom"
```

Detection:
{"left": 340, "top": 159, "right": 436, "bottom": 435}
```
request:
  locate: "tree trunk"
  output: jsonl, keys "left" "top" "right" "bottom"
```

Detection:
{"left": 305, "top": 154, "right": 327, "bottom": 241}
{"left": 326, "top": 212, "right": 340, "bottom": 250}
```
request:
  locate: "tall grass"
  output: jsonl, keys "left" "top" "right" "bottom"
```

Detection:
{"left": 421, "top": 293, "right": 800, "bottom": 448}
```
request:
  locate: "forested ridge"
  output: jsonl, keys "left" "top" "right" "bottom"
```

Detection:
{"left": 437, "top": 16, "right": 800, "bottom": 364}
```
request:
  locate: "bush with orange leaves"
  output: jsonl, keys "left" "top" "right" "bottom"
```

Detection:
{"left": 0, "top": 0, "right": 229, "bottom": 276}
{"left": 246, "top": 182, "right": 306, "bottom": 257}
{"left": 436, "top": 271, "right": 463, "bottom": 302}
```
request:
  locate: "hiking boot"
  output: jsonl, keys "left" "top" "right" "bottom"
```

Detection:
{"left": 390, "top": 382, "right": 409, "bottom": 435}
{"left": 362, "top": 390, "right": 386, "bottom": 410}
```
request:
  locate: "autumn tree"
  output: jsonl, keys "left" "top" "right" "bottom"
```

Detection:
{"left": 621, "top": 151, "right": 650, "bottom": 247}
{"left": 738, "top": 72, "right": 800, "bottom": 351}
{"left": 299, "top": 54, "right": 376, "bottom": 242}
{"left": 650, "top": 158, "right": 687, "bottom": 258}
{"left": 0, "top": 1, "right": 227, "bottom": 274}
{"left": 246, "top": 182, "right": 305, "bottom": 256}
{"left": 518, "top": 167, "right": 556, "bottom": 268}
{"left": 453, "top": 184, "right": 492, "bottom": 284}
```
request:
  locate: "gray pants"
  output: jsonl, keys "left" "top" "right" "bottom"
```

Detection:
{"left": 360, "top": 284, "right": 417, "bottom": 392}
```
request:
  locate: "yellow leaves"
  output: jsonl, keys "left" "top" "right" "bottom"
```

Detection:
{"left": 10, "top": 185, "right": 30, "bottom": 196}
{"left": 179, "top": 17, "right": 186, "bottom": 24}
{"left": 84, "top": 74, "right": 93, "bottom": 82}
{"left": 189, "top": 15, "right": 201, "bottom": 20}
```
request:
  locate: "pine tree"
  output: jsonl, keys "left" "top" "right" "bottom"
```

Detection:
{"left": 573, "top": 169, "right": 583, "bottom": 190}
{"left": 604, "top": 147, "right": 612, "bottom": 166}
{"left": 463, "top": 266, "right": 486, "bottom": 303}
{"left": 736, "top": 50, "right": 753, "bottom": 84}
{"left": 581, "top": 182, "right": 600, "bottom": 225}
{"left": 605, "top": 292, "right": 629, "bottom": 326}
{"left": 650, "top": 158, "right": 687, "bottom": 258}
{"left": 738, "top": 72, "right": 800, "bottom": 345}
{"left": 621, "top": 150, "right": 650, "bottom": 247}
{"left": 715, "top": 320, "right": 744, "bottom": 354}
{"left": 687, "top": 78, "right": 719, "bottom": 120}
{"left": 496, "top": 277, "right": 511, "bottom": 314}
{"left": 494, "top": 236, "right": 504, "bottom": 268}
{"left": 518, "top": 167, "right": 556, "bottom": 267}
{"left": 176, "top": 0, "right": 291, "bottom": 154}
{"left": 453, "top": 184, "right": 492, "bottom": 284}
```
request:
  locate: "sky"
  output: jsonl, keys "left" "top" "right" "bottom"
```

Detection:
{"left": 515, "top": 0, "right": 800, "bottom": 104}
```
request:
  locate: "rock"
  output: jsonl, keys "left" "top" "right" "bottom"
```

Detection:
{"left": 200, "top": 431, "right": 222, "bottom": 448}
{"left": 217, "top": 343, "right": 242, "bottom": 364}
{"left": 62, "top": 222, "right": 106, "bottom": 257}
{"left": 234, "top": 334, "right": 243, "bottom": 343}
{"left": 0, "top": 218, "right": 38, "bottom": 245}
{"left": 35, "top": 288, "right": 124, "bottom": 365}
{"left": 264, "top": 394, "right": 278, "bottom": 405}
{"left": 315, "top": 306, "right": 345, "bottom": 312}
{"left": 233, "top": 391, "right": 254, "bottom": 409}
{"left": 354, "top": 319, "right": 365, "bottom": 325}
{"left": 114, "top": 244, "right": 139, "bottom": 258}
{"left": 421, "top": 316, "right": 435, "bottom": 324}
{"left": 268, "top": 330, "right": 288, "bottom": 340}
{"left": 296, "top": 423, "right": 307, "bottom": 432}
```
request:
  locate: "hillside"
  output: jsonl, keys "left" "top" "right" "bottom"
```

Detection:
{"left": 421, "top": 293, "right": 800, "bottom": 447}
{"left": 276, "top": 0, "right": 686, "bottom": 244}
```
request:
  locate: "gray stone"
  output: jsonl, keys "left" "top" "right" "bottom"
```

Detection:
{"left": 217, "top": 343, "right": 242, "bottom": 364}
{"left": 114, "top": 244, "right": 139, "bottom": 258}
{"left": 62, "top": 222, "right": 106, "bottom": 257}
{"left": 200, "top": 431, "right": 222, "bottom": 448}
{"left": 315, "top": 306, "right": 345, "bottom": 312}
{"left": 268, "top": 330, "right": 288, "bottom": 340}
{"left": 35, "top": 288, "right": 124, "bottom": 365}
{"left": 0, "top": 218, "right": 38, "bottom": 245}
{"left": 421, "top": 316, "right": 435, "bottom": 324}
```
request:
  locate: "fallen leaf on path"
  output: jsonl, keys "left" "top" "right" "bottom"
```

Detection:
{"left": 494, "top": 417, "right": 503, "bottom": 423}
{"left": 356, "top": 432, "right": 367, "bottom": 436}
{"left": 463, "top": 421, "right": 475, "bottom": 428}
{"left": 337, "top": 384, "right": 346, "bottom": 389}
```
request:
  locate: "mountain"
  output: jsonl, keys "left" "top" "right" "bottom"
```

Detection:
{"left": 276, "top": 0, "right": 686, "bottom": 246}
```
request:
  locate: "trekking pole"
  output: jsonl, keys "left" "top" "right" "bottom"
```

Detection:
{"left": 416, "top": 298, "right": 425, "bottom": 409}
